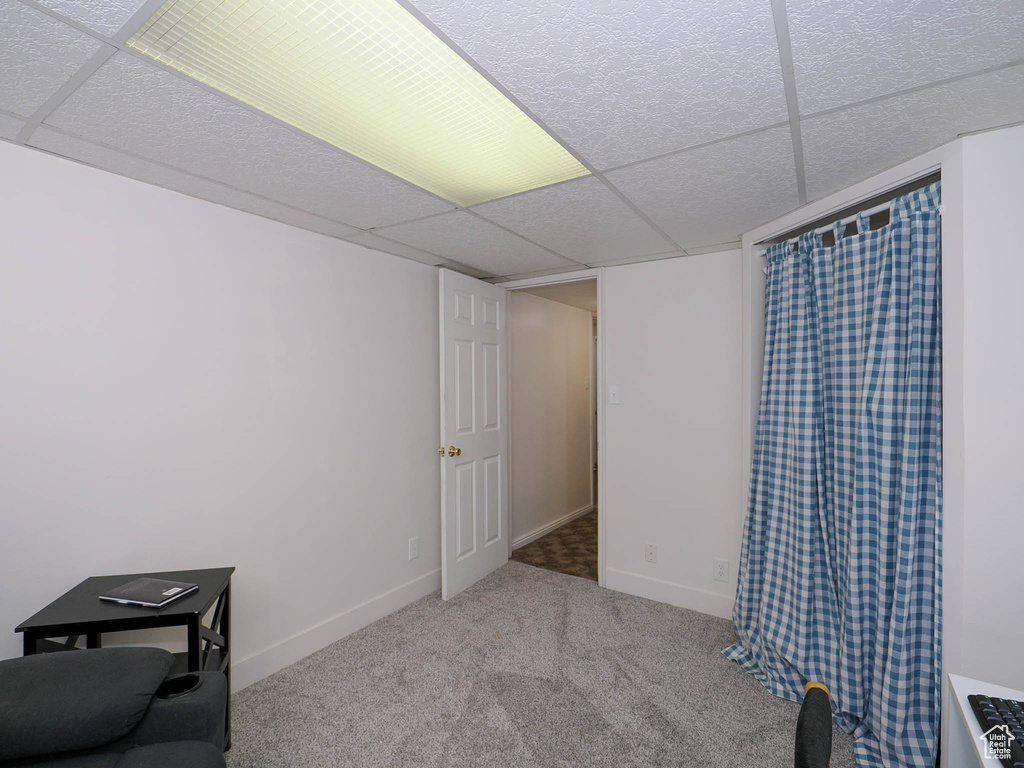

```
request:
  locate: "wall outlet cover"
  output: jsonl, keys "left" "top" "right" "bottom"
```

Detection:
{"left": 408, "top": 537, "right": 419, "bottom": 560}
{"left": 713, "top": 558, "right": 729, "bottom": 582}
{"left": 645, "top": 543, "right": 657, "bottom": 563}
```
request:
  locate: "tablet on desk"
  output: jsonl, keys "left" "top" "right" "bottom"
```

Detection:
{"left": 98, "top": 577, "right": 198, "bottom": 608}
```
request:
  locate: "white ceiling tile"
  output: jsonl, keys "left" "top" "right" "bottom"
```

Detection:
{"left": 28, "top": 127, "right": 359, "bottom": 240}
{"left": 45, "top": 53, "right": 453, "bottom": 229}
{"left": 604, "top": 127, "right": 800, "bottom": 250}
{"left": 0, "top": 113, "right": 26, "bottom": 140}
{"left": 409, "top": 0, "right": 788, "bottom": 170}
{"left": 346, "top": 233, "right": 446, "bottom": 266}
{"left": 803, "top": 64, "right": 1024, "bottom": 201}
{"left": 789, "top": 0, "right": 1024, "bottom": 114}
{"left": 0, "top": 0, "right": 105, "bottom": 118}
{"left": 33, "top": 0, "right": 151, "bottom": 36}
{"left": 376, "top": 212, "right": 577, "bottom": 276}
{"left": 470, "top": 176, "right": 674, "bottom": 262}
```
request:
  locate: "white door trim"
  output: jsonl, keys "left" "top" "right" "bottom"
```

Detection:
{"left": 500, "top": 267, "right": 606, "bottom": 587}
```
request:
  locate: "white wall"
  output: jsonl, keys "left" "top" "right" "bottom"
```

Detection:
{"left": 509, "top": 291, "right": 593, "bottom": 547}
{"left": 957, "top": 123, "right": 1024, "bottom": 691}
{"left": 0, "top": 142, "right": 441, "bottom": 689}
{"left": 603, "top": 251, "right": 745, "bottom": 618}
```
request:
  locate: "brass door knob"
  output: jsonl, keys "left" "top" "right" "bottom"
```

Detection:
{"left": 448, "top": 446, "right": 462, "bottom": 457}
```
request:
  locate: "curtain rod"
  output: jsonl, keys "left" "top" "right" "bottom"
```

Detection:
{"left": 812, "top": 199, "right": 892, "bottom": 234}
{"left": 761, "top": 171, "right": 941, "bottom": 248}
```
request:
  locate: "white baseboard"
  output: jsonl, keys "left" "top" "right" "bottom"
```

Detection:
{"left": 231, "top": 568, "right": 440, "bottom": 692}
{"left": 511, "top": 504, "right": 594, "bottom": 550}
{"left": 604, "top": 567, "right": 734, "bottom": 620}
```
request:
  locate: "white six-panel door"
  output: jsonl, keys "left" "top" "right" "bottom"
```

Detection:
{"left": 439, "top": 269, "right": 508, "bottom": 600}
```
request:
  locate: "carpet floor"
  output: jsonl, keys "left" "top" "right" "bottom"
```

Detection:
{"left": 226, "top": 561, "right": 855, "bottom": 767}
{"left": 510, "top": 510, "right": 598, "bottom": 581}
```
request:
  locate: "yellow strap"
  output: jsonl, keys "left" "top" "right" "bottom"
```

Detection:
{"left": 805, "top": 681, "right": 831, "bottom": 699}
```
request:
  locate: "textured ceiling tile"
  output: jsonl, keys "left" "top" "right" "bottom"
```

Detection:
{"left": 33, "top": 0, "right": 151, "bottom": 36}
{"left": 789, "top": 0, "right": 1024, "bottom": 114}
{"left": 604, "top": 127, "right": 800, "bottom": 250}
{"left": 346, "top": 233, "right": 446, "bottom": 266}
{"left": 376, "top": 212, "right": 577, "bottom": 276}
{"left": 0, "top": 0, "right": 105, "bottom": 118}
{"left": 0, "top": 113, "right": 26, "bottom": 140}
{"left": 45, "top": 53, "right": 453, "bottom": 229}
{"left": 28, "top": 127, "right": 359, "bottom": 239}
{"left": 803, "top": 64, "right": 1024, "bottom": 201}
{"left": 470, "top": 176, "right": 674, "bottom": 262}
{"left": 409, "top": 0, "right": 788, "bottom": 170}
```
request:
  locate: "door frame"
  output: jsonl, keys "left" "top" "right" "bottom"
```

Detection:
{"left": 499, "top": 267, "right": 606, "bottom": 587}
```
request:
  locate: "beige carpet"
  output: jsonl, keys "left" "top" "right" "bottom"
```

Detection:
{"left": 226, "top": 561, "right": 855, "bottom": 767}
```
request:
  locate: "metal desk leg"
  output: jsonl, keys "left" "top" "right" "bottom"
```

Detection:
{"left": 187, "top": 617, "right": 201, "bottom": 672}
{"left": 222, "top": 583, "right": 231, "bottom": 748}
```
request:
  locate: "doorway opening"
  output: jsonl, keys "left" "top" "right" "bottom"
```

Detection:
{"left": 505, "top": 277, "right": 599, "bottom": 582}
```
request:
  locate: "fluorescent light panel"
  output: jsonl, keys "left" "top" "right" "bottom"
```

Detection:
{"left": 127, "top": 0, "right": 589, "bottom": 206}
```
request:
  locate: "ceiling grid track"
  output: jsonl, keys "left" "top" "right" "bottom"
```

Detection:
{"left": 11, "top": 0, "right": 463, "bottom": 214}
{"left": 14, "top": 45, "right": 116, "bottom": 145}
{"left": 6, "top": 0, "right": 1023, "bottom": 278}
{"left": 589, "top": 175, "right": 689, "bottom": 256}
{"left": 802, "top": 56, "right": 1024, "bottom": 122}
{"left": 340, "top": 224, "right": 491, "bottom": 276}
{"left": 110, "top": 0, "right": 176, "bottom": 43}
{"left": 391, "top": 0, "right": 685, "bottom": 254}
{"left": 770, "top": 0, "right": 808, "bottom": 207}
{"left": 462, "top": 208, "right": 589, "bottom": 268}
{"left": 28, "top": 124, "right": 367, "bottom": 234}
{"left": 10, "top": 0, "right": 549, "bottom": 276}
{"left": 598, "top": 121, "right": 791, "bottom": 176}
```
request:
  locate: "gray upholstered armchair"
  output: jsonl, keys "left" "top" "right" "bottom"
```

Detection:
{"left": 0, "top": 647, "right": 226, "bottom": 768}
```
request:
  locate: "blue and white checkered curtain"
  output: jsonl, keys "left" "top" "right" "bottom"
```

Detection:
{"left": 725, "top": 182, "right": 942, "bottom": 768}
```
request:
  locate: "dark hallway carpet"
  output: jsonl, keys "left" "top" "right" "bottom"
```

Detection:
{"left": 510, "top": 510, "right": 598, "bottom": 581}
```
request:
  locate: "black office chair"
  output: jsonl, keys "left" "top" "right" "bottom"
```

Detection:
{"left": 795, "top": 681, "right": 833, "bottom": 768}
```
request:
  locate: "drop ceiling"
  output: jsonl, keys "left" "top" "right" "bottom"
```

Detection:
{"left": 516, "top": 279, "right": 598, "bottom": 316}
{"left": 3, "top": 0, "right": 1023, "bottom": 281}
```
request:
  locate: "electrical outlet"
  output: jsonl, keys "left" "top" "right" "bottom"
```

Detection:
{"left": 408, "top": 537, "right": 419, "bottom": 560}
{"left": 713, "top": 558, "right": 729, "bottom": 582}
{"left": 645, "top": 544, "right": 657, "bottom": 563}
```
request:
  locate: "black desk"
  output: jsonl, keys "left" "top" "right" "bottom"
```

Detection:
{"left": 16, "top": 567, "right": 234, "bottom": 740}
